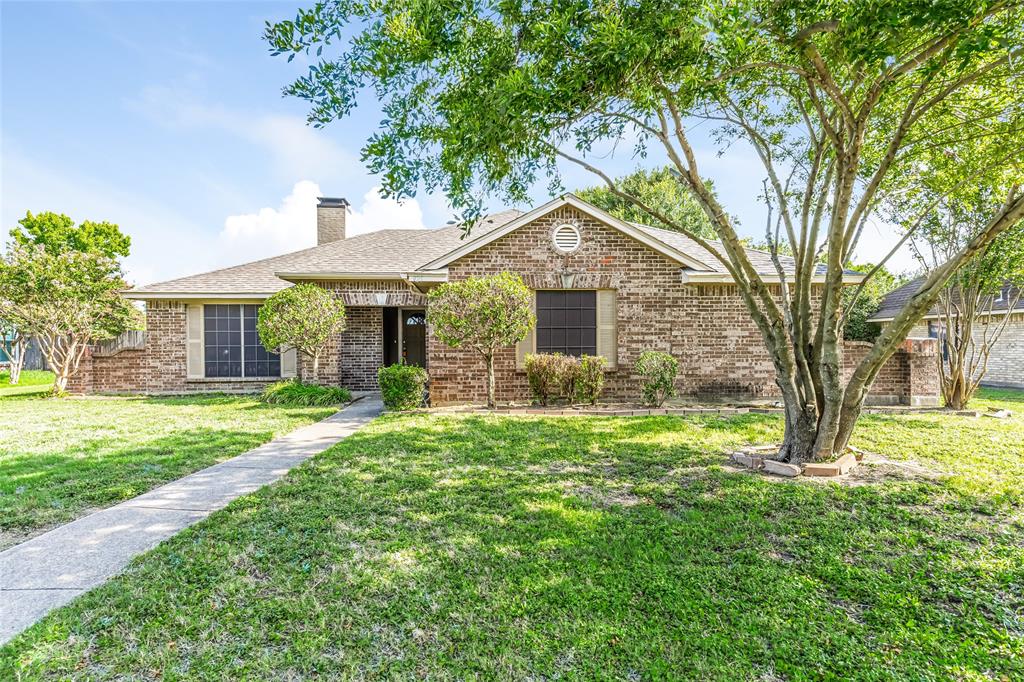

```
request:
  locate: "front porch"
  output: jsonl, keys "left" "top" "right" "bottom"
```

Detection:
{"left": 297, "top": 281, "right": 429, "bottom": 390}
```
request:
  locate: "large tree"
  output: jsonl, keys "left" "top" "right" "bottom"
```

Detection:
{"left": 267, "top": 0, "right": 1024, "bottom": 462}
{"left": 11, "top": 211, "right": 131, "bottom": 260}
{"left": 575, "top": 167, "right": 718, "bottom": 239}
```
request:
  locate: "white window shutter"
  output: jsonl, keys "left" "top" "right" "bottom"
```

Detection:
{"left": 596, "top": 289, "right": 617, "bottom": 369}
{"left": 516, "top": 291, "right": 537, "bottom": 369}
{"left": 186, "top": 304, "right": 204, "bottom": 379}
{"left": 281, "top": 346, "right": 297, "bottom": 378}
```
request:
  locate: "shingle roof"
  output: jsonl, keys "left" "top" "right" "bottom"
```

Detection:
{"left": 128, "top": 210, "right": 523, "bottom": 296}
{"left": 870, "top": 278, "right": 1024, "bottom": 321}
{"left": 127, "top": 196, "right": 851, "bottom": 298}
{"left": 629, "top": 222, "right": 826, "bottom": 276}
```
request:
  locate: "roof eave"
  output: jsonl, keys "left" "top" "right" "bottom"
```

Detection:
{"left": 276, "top": 271, "right": 406, "bottom": 281}
{"left": 124, "top": 291, "right": 279, "bottom": 300}
{"left": 681, "top": 271, "right": 866, "bottom": 285}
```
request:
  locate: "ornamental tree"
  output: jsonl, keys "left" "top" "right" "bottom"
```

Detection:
{"left": 257, "top": 283, "right": 347, "bottom": 383}
{"left": 0, "top": 244, "right": 143, "bottom": 394}
{"left": 11, "top": 211, "right": 131, "bottom": 259}
{"left": 426, "top": 273, "right": 534, "bottom": 408}
{"left": 908, "top": 191, "right": 1024, "bottom": 410}
{"left": 267, "top": 0, "right": 1024, "bottom": 462}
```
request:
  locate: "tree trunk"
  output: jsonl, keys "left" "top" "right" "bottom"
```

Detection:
{"left": 8, "top": 336, "right": 26, "bottom": 384}
{"left": 778, "top": 401, "right": 825, "bottom": 464}
{"left": 312, "top": 353, "right": 320, "bottom": 385}
{"left": 53, "top": 371, "right": 69, "bottom": 394}
{"left": 485, "top": 353, "right": 496, "bottom": 409}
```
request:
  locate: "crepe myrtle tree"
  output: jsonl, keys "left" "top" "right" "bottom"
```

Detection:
{"left": 0, "top": 244, "right": 143, "bottom": 394}
{"left": 267, "top": 0, "right": 1024, "bottom": 462}
{"left": 906, "top": 185, "right": 1024, "bottom": 410}
{"left": 426, "top": 273, "right": 535, "bottom": 408}
{"left": 257, "top": 283, "right": 347, "bottom": 384}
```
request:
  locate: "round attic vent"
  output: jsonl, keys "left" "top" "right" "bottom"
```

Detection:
{"left": 552, "top": 223, "right": 581, "bottom": 253}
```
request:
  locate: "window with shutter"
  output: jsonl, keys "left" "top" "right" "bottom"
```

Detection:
{"left": 200, "top": 304, "right": 281, "bottom": 379}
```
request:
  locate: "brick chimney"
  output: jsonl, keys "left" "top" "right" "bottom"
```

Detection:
{"left": 317, "top": 197, "right": 350, "bottom": 245}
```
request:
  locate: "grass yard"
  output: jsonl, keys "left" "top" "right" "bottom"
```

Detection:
{"left": 3, "top": 390, "right": 1023, "bottom": 679}
{"left": 0, "top": 369, "right": 54, "bottom": 397}
{"left": 0, "top": 394, "right": 335, "bottom": 549}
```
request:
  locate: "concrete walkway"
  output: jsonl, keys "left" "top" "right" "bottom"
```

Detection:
{"left": 0, "top": 397, "right": 382, "bottom": 645}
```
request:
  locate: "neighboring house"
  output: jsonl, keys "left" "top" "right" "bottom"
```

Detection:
{"left": 870, "top": 279, "right": 1023, "bottom": 389}
{"left": 71, "top": 195, "right": 939, "bottom": 405}
{"left": 0, "top": 335, "right": 47, "bottom": 371}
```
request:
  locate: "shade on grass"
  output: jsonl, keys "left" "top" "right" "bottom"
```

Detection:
{"left": 0, "top": 394, "right": 335, "bottom": 548}
{"left": 2, "top": 390, "right": 1023, "bottom": 679}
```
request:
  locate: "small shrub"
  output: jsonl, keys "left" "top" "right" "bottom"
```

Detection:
{"left": 524, "top": 353, "right": 560, "bottom": 405}
{"left": 261, "top": 380, "right": 352, "bottom": 407}
{"left": 524, "top": 353, "right": 607, "bottom": 405}
{"left": 378, "top": 363, "right": 428, "bottom": 410}
{"left": 558, "top": 355, "right": 581, "bottom": 401}
{"left": 525, "top": 353, "right": 577, "bottom": 405}
{"left": 574, "top": 355, "right": 607, "bottom": 404}
{"left": 634, "top": 350, "right": 678, "bottom": 407}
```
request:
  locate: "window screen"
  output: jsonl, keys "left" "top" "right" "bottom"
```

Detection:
{"left": 204, "top": 304, "right": 279, "bottom": 378}
{"left": 535, "top": 290, "right": 597, "bottom": 357}
{"left": 243, "top": 305, "right": 280, "bottom": 377}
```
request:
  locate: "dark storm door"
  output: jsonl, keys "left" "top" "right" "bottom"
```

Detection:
{"left": 402, "top": 310, "right": 427, "bottom": 367}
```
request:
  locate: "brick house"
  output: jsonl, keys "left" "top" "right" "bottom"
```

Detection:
{"left": 870, "top": 280, "right": 1023, "bottom": 389}
{"left": 71, "top": 194, "right": 939, "bottom": 405}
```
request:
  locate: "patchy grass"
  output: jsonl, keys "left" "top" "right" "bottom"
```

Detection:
{"left": 2, "top": 389, "right": 1023, "bottom": 679}
{"left": 0, "top": 394, "right": 335, "bottom": 548}
{"left": 0, "top": 370, "right": 54, "bottom": 396}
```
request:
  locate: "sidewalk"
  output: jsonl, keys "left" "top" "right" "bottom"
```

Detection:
{"left": 0, "top": 397, "right": 383, "bottom": 645}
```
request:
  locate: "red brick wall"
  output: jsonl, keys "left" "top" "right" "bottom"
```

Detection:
{"left": 296, "top": 280, "right": 427, "bottom": 390}
{"left": 428, "top": 205, "right": 939, "bottom": 406}
{"left": 70, "top": 301, "right": 282, "bottom": 395}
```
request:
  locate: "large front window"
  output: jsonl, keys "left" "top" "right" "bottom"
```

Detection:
{"left": 204, "top": 304, "right": 280, "bottom": 378}
{"left": 535, "top": 290, "right": 597, "bottom": 357}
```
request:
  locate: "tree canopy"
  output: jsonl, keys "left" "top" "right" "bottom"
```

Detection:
{"left": 10, "top": 211, "right": 131, "bottom": 260}
{"left": 427, "top": 272, "right": 534, "bottom": 407}
{"left": 257, "top": 283, "right": 347, "bottom": 381}
{"left": 575, "top": 167, "right": 717, "bottom": 239}
{"left": 0, "top": 244, "right": 142, "bottom": 393}
{"left": 267, "top": 0, "right": 1024, "bottom": 461}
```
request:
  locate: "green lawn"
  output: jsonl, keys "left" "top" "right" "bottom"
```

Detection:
{"left": 3, "top": 390, "right": 1023, "bottom": 679}
{"left": 0, "top": 369, "right": 54, "bottom": 396}
{"left": 0, "top": 394, "right": 335, "bottom": 549}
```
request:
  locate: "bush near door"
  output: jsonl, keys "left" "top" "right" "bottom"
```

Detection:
{"left": 378, "top": 363, "right": 428, "bottom": 410}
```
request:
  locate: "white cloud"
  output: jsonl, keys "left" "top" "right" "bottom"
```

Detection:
{"left": 346, "top": 186, "right": 426, "bottom": 236}
{"left": 217, "top": 182, "right": 427, "bottom": 263}
{"left": 218, "top": 180, "right": 322, "bottom": 262}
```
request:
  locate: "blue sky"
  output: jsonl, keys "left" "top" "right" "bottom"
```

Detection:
{"left": 1, "top": 1, "right": 914, "bottom": 287}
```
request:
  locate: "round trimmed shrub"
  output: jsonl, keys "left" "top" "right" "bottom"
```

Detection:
{"left": 378, "top": 363, "right": 428, "bottom": 410}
